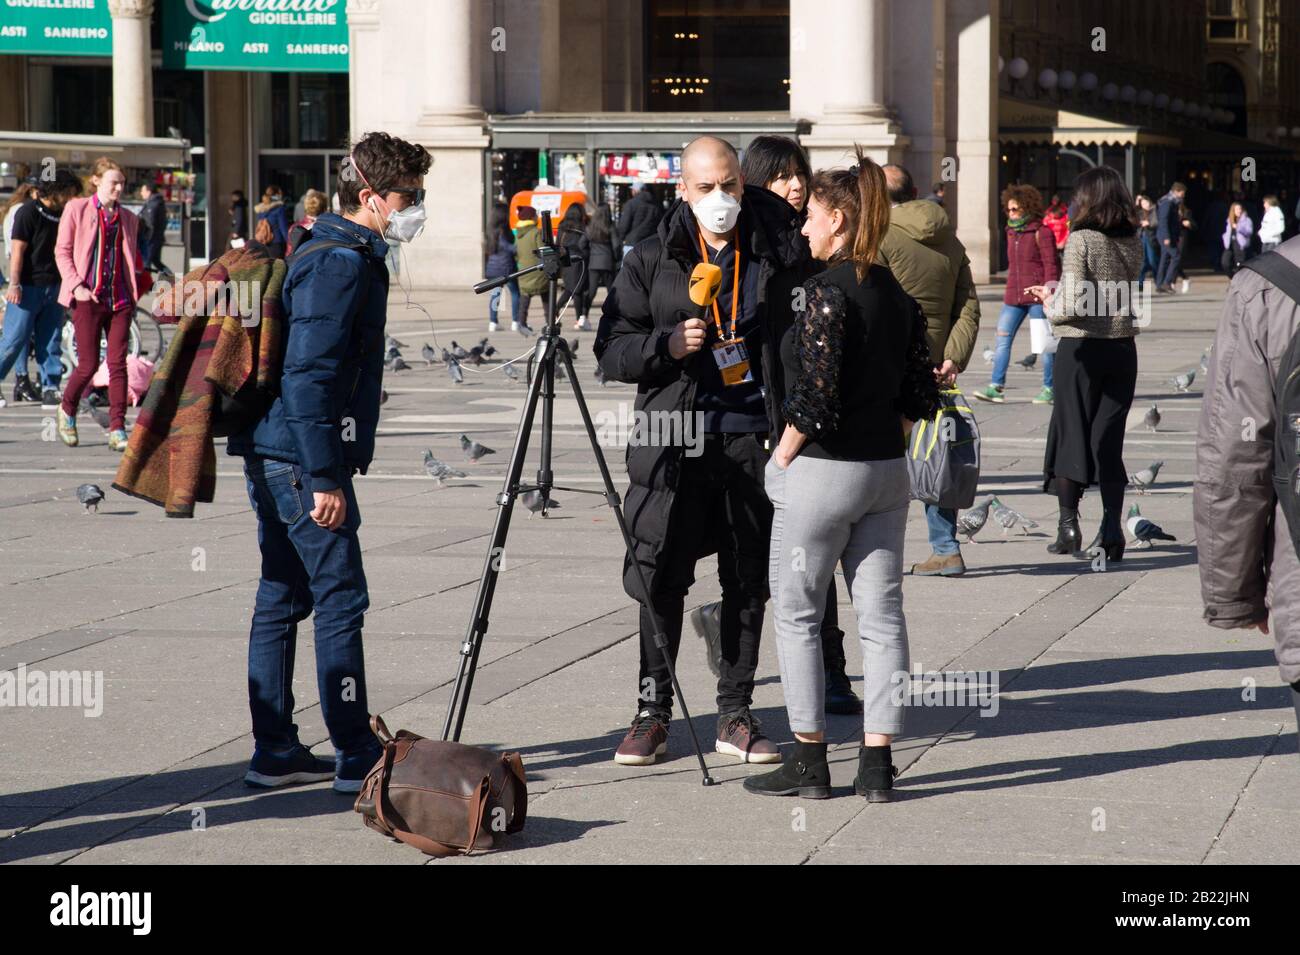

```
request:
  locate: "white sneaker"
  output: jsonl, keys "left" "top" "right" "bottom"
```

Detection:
{"left": 1180, "top": 278, "right": 1190, "bottom": 294}
{"left": 488, "top": 321, "right": 500, "bottom": 333}
{"left": 574, "top": 317, "right": 591, "bottom": 331}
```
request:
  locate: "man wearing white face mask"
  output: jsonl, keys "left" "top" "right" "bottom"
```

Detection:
{"left": 227, "top": 131, "right": 432, "bottom": 794}
{"left": 595, "top": 135, "right": 819, "bottom": 767}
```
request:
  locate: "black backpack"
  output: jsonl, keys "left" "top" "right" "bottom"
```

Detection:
{"left": 213, "top": 234, "right": 373, "bottom": 437}
{"left": 1240, "top": 252, "right": 1300, "bottom": 556}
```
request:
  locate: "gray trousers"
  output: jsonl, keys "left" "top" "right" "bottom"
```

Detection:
{"left": 766, "top": 454, "right": 911, "bottom": 735}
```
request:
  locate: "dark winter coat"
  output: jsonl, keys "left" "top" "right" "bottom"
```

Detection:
{"left": 615, "top": 189, "right": 664, "bottom": 248}
{"left": 484, "top": 227, "right": 516, "bottom": 278}
{"left": 226, "top": 213, "right": 391, "bottom": 490}
{"left": 594, "top": 185, "right": 818, "bottom": 598}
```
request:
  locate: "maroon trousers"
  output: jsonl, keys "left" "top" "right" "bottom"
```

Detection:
{"left": 61, "top": 298, "right": 133, "bottom": 432}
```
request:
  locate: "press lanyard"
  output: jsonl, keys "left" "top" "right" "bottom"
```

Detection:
{"left": 698, "top": 227, "right": 740, "bottom": 341}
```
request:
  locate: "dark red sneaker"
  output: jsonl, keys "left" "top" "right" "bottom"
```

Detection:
{"left": 716, "top": 709, "right": 780, "bottom": 763}
{"left": 614, "top": 710, "right": 669, "bottom": 765}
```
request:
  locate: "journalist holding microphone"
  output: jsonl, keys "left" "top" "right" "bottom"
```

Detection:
{"left": 594, "top": 135, "right": 818, "bottom": 767}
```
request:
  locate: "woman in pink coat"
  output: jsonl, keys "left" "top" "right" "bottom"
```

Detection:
{"left": 54, "top": 157, "right": 141, "bottom": 451}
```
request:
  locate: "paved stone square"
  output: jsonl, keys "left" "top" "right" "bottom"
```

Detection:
{"left": 1, "top": 276, "right": 1295, "bottom": 865}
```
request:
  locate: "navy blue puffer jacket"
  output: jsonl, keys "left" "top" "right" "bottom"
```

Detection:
{"left": 226, "top": 213, "right": 391, "bottom": 490}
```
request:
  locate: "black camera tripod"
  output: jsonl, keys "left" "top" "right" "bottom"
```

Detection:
{"left": 441, "top": 211, "right": 716, "bottom": 786}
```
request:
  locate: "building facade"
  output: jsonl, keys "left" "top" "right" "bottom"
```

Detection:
{"left": 2, "top": 0, "right": 1298, "bottom": 286}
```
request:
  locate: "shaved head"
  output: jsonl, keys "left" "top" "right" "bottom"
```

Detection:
{"left": 681, "top": 135, "right": 739, "bottom": 176}
{"left": 882, "top": 164, "right": 915, "bottom": 204}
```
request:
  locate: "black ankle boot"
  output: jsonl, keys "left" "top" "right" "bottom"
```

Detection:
{"left": 822, "top": 627, "right": 863, "bottom": 715}
{"left": 1083, "top": 509, "right": 1125, "bottom": 564}
{"left": 1047, "top": 506, "right": 1083, "bottom": 556}
{"left": 854, "top": 744, "right": 898, "bottom": 802}
{"left": 743, "top": 740, "right": 831, "bottom": 798}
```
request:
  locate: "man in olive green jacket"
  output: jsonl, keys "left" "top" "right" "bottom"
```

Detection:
{"left": 512, "top": 206, "right": 546, "bottom": 332}
{"left": 879, "top": 165, "right": 981, "bottom": 577}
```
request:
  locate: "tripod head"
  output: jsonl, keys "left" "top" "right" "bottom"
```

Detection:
{"left": 472, "top": 209, "right": 571, "bottom": 295}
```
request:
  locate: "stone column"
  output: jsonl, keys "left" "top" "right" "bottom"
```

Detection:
{"left": 948, "top": 0, "right": 999, "bottom": 281}
{"left": 108, "top": 0, "right": 154, "bottom": 139}
{"left": 793, "top": 0, "right": 908, "bottom": 170}
{"left": 892, "top": 0, "right": 947, "bottom": 195}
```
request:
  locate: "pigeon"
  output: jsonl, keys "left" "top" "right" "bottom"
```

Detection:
{"left": 422, "top": 343, "right": 439, "bottom": 366}
{"left": 483, "top": 344, "right": 497, "bottom": 359}
{"left": 384, "top": 344, "right": 403, "bottom": 362}
{"left": 516, "top": 322, "right": 534, "bottom": 338}
{"left": 466, "top": 345, "right": 486, "bottom": 366}
{"left": 502, "top": 363, "right": 521, "bottom": 383}
{"left": 1143, "top": 403, "right": 1161, "bottom": 433}
{"left": 460, "top": 433, "right": 496, "bottom": 462}
{"left": 991, "top": 497, "right": 1040, "bottom": 535}
{"left": 447, "top": 357, "right": 464, "bottom": 384}
{"left": 956, "top": 497, "right": 994, "bottom": 542}
{"left": 440, "top": 347, "right": 454, "bottom": 364}
{"left": 422, "top": 450, "right": 466, "bottom": 487}
{"left": 1129, "top": 460, "right": 1164, "bottom": 493}
{"left": 385, "top": 335, "right": 408, "bottom": 351}
{"left": 386, "top": 355, "right": 410, "bottom": 372}
{"left": 1126, "top": 503, "right": 1176, "bottom": 548}
{"left": 450, "top": 340, "right": 470, "bottom": 361}
{"left": 380, "top": 389, "right": 388, "bottom": 406}
{"left": 567, "top": 338, "right": 580, "bottom": 360}
{"left": 76, "top": 483, "right": 105, "bottom": 513}
{"left": 1016, "top": 353, "right": 1038, "bottom": 370}
{"left": 594, "top": 365, "right": 609, "bottom": 387}
{"left": 79, "top": 398, "right": 110, "bottom": 431}
{"left": 520, "top": 489, "right": 561, "bottom": 517}
{"left": 1172, "top": 370, "right": 1196, "bottom": 392}
{"left": 1200, "top": 349, "right": 1210, "bottom": 373}
{"left": 982, "top": 345, "right": 995, "bottom": 364}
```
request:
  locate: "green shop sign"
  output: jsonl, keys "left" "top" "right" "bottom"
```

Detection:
{"left": 0, "top": 0, "right": 112, "bottom": 57}
{"left": 163, "top": 0, "right": 349, "bottom": 72}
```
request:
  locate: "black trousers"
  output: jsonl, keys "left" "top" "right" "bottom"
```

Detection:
{"left": 639, "top": 432, "right": 771, "bottom": 717}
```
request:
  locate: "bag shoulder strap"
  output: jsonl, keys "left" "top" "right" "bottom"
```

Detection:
{"left": 1242, "top": 252, "right": 1300, "bottom": 306}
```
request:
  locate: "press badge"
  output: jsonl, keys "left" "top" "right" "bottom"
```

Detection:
{"left": 712, "top": 339, "right": 753, "bottom": 386}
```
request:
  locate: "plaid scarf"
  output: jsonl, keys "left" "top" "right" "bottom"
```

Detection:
{"left": 113, "top": 245, "right": 286, "bottom": 517}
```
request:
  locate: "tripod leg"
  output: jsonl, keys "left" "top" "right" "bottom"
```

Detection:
{"left": 556, "top": 345, "right": 717, "bottom": 785}
{"left": 441, "top": 335, "right": 553, "bottom": 742}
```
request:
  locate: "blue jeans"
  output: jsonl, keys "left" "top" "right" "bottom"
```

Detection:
{"left": 0, "top": 284, "right": 64, "bottom": 388}
{"left": 991, "top": 303, "right": 1053, "bottom": 389}
{"left": 925, "top": 503, "right": 959, "bottom": 555}
{"left": 1139, "top": 235, "right": 1159, "bottom": 284}
{"left": 489, "top": 276, "right": 520, "bottom": 325}
{"left": 1155, "top": 241, "right": 1181, "bottom": 288}
{"left": 243, "top": 456, "right": 374, "bottom": 754}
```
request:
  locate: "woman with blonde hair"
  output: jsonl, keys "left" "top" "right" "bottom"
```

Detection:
{"left": 54, "top": 156, "right": 141, "bottom": 451}
{"left": 744, "top": 150, "right": 938, "bottom": 802}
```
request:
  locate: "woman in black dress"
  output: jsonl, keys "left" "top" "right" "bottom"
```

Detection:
{"left": 1027, "top": 166, "right": 1143, "bottom": 562}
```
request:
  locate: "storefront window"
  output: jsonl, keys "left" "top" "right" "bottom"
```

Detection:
{"left": 269, "top": 73, "right": 349, "bottom": 149}
{"left": 153, "top": 69, "right": 205, "bottom": 146}
{"left": 645, "top": 0, "right": 790, "bottom": 112}
{"left": 31, "top": 61, "right": 112, "bottom": 135}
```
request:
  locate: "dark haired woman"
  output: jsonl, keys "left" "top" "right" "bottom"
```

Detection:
{"left": 584, "top": 204, "right": 617, "bottom": 323}
{"left": 741, "top": 134, "right": 811, "bottom": 214}
{"left": 974, "top": 183, "right": 1058, "bottom": 405}
{"left": 558, "top": 203, "right": 591, "bottom": 330}
{"left": 1026, "top": 166, "right": 1143, "bottom": 561}
{"left": 483, "top": 203, "right": 519, "bottom": 332}
{"left": 744, "top": 152, "right": 938, "bottom": 802}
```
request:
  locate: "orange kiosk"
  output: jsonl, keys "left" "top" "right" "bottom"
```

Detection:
{"left": 508, "top": 185, "right": 588, "bottom": 229}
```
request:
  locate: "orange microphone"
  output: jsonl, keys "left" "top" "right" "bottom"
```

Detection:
{"left": 689, "top": 262, "right": 723, "bottom": 319}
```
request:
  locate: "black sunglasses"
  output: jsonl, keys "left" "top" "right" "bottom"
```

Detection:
{"left": 388, "top": 186, "right": 425, "bottom": 205}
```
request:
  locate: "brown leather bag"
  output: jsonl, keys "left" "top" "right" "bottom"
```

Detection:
{"left": 354, "top": 715, "right": 527, "bottom": 857}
